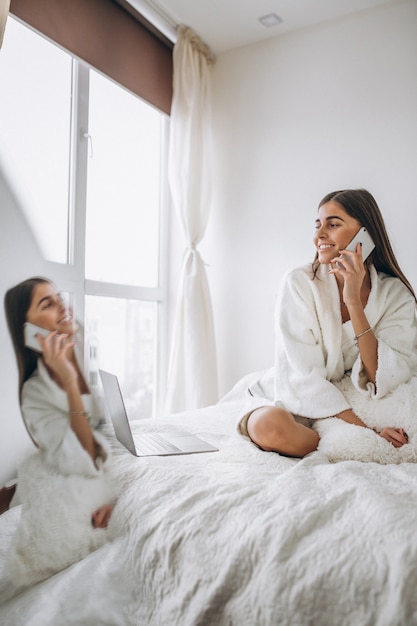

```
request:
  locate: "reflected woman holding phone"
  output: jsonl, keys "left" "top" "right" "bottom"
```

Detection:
{"left": 5, "top": 277, "right": 113, "bottom": 529}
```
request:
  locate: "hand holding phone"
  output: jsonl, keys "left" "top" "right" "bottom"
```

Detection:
{"left": 24, "top": 322, "right": 51, "bottom": 353}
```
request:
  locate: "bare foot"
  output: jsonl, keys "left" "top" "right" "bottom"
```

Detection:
{"left": 91, "top": 504, "right": 113, "bottom": 529}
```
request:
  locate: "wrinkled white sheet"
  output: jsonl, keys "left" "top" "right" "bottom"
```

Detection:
{"left": 1, "top": 398, "right": 417, "bottom": 625}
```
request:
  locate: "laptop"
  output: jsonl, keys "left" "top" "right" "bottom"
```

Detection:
{"left": 99, "top": 369, "right": 218, "bottom": 457}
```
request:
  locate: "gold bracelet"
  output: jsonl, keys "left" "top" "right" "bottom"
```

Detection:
{"left": 69, "top": 410, "right": 89, "bottom": 417}
{"left": 354, "top": 327, "right": 372, "bottom": 343}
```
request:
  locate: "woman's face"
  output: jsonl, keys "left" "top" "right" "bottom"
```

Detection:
{"left": 26, "top": 282, "right": 75, "bottom": 335}
{"left": 314, "top": 201, "right": 362, "bottom": 265}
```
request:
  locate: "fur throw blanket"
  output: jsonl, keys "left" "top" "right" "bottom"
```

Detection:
{"left": 1, "top": 451, "right": 120, "bottom": 599}
{"left": 314, "top": 375, "right": 417, "bottom": 463}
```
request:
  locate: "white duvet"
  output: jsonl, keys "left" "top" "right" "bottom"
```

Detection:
{"left": 1, "top": 390, "right": 417, "bottom": 625}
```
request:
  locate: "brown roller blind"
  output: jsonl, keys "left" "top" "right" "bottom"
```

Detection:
{"left": 9, "top": 0, "right": 173, "bottom": 114}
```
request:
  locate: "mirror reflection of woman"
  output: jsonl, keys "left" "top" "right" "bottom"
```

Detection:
{"left": 5, "top": 277, "right": 113, "bottom": 529}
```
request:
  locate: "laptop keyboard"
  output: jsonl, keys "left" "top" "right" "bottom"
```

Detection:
{"left": 135, "top": 433, "right": 181, "bottom": 454}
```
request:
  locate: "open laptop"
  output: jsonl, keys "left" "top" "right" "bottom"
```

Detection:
{"left": 99, "top": 369, "right": 218, "bottom": 457}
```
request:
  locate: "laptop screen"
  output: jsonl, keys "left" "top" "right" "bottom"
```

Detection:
{"left": 99, "top": 369, "right": 136, "bottom": 455}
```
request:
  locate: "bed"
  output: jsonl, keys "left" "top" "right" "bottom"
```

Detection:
{"left": 1, "top": 370, "right": 417, "bottom": 626}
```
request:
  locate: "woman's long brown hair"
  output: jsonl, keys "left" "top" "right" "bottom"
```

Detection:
{"left": 4, "top": 277, "right": 52, "bottom": 400}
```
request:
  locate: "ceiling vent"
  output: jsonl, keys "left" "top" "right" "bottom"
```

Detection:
{"left": 258, "top": 13, "right": 283, "bottom": 28}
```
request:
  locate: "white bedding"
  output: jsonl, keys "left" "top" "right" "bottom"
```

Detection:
{"left": 1, "top": 386, "right": 417, "bottom": 625}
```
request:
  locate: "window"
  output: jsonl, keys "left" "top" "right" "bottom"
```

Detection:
{"left": 84, "top": 68, "right": 167, "bottom": 417}
{"left": 0, "top": 17, "right": 169, "bottom": 418}
{"left": 85, "top": 69, "right": 161, "bottom": 288}
{"left": 85, "top": 296, "right": 157, "bottom": 418}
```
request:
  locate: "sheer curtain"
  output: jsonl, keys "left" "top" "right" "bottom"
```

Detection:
{"left": 0, "top": 0, "right": 10, "bottom": 47}
{"left": 165, "top": 25, "right": 218, "bottom": 413}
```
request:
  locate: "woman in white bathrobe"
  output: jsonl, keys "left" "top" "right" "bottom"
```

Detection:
{"left": 242, "top": 189, "right": 417, "bottom": 457}
{"left": 5, "top": 277, "right": 114, "bottom": 528}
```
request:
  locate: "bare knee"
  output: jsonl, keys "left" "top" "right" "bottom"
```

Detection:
{"left": 247, "top": 406, "right": 293, "bottom": 451}
{"left": 247, "top": 406, "right": 319, "bottom": 457}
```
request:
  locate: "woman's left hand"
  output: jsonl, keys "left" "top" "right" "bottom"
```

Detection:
{"left": 92, "top": 504, "right": 114, "bottom": 529}
{"left": 379, "top": 427, "right": 409, "bottom": 448}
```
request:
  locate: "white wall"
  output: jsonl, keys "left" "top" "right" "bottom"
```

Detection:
{"left": 203, "top": 0, "right": 417, "bottom": 397}
{"left": 0, "top": 168, "right": 51, "bottom": 485}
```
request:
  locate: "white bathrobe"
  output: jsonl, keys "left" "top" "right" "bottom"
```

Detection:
{"left": 246, "top": 262, "right": 417, "bottom": 421}
{"left": 20, "top": 338, "right": 108, "bottom": 477}
{"left": 6, "top": 338, "right": 118, "bottom": 593}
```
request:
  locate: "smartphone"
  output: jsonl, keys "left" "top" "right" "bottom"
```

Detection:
{"left": 341, "top": 227, "right": 375, "bottom": 263}
{"left": 24, "top": 322, "right": 51, "bottom": 353}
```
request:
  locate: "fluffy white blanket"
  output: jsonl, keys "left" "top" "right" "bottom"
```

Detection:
{"left": 0, "top": 451, "right": 120, "bottom": 600}
{"left": 315, "top": 375, "right": 417, "bottom": 463}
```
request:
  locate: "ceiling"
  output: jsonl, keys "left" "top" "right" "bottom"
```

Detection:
{"left": 132, "top": 0, "right": 404, "bottom": 55}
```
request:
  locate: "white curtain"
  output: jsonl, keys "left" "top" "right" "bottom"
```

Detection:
{"left": 0, "top": 0, "right": 10, "bottom": 48}
{"left": 165, "top": 26, "right": 218, "bottom": 413}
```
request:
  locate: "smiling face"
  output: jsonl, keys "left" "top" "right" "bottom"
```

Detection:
{"left": 26, "top": 282, "right": 75, "bottom": 336}
{"left": 314, "top": 200, "right": 362, "bottom": 265}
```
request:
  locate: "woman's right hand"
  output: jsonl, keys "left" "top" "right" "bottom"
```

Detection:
{"left": 38, "top": 331, "right": 77, "bottom": 389}
{"left": 379, "top": 427, "right": 408, "bottom": 448}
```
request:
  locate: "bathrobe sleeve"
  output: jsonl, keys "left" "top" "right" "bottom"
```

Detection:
{"left": 274, "top": 267, "right": 351, "bottom": 419}
{"left": 21, "top": 364, "right": 108, "bottom": 478}
{"left": 351, "top": 274, "right": 417, "bottom": 398}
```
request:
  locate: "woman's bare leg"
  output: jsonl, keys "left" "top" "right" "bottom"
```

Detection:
{"left": 247, "top": 406, "right": 319, "bottom": 457}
